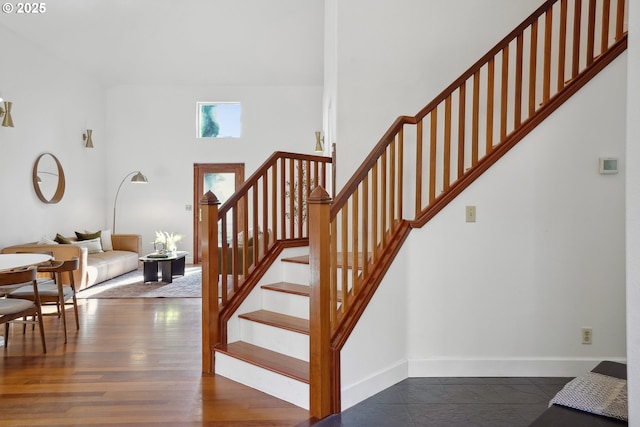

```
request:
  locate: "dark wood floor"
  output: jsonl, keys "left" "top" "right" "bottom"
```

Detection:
{"left": 0, "top": 298, "right": 311, "bottom": 426}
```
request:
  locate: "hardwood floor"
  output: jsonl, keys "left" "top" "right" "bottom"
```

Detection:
{"left": 0, "top": 298, "right": 311, "bottom": 426}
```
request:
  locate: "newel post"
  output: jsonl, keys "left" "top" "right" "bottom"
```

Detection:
{"left": 200, "top": 190, "right": 220, "bottom": 374}
{"left": 308, "top": 185, "right": 333, "bottom": 418}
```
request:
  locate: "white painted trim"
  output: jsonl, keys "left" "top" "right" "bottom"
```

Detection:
{"left": 408, "top": 357, "right": 628, "bottom": 378}
{"left": 340, "top": 359, "right": 408, "bottom": 410}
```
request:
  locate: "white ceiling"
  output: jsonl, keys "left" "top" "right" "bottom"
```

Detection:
{"left": 0, "top": 0, "right": 324, "bottom": 87}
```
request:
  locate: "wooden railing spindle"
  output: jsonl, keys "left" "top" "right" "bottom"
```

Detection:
{"left": 572, "top": 0, "right": 582, "bottom": 78}
{"left": 457, "top": 83, "right": 466, "bottom": 179}
{"left": 500, "top": 46, "right": 509, "bottom": 142}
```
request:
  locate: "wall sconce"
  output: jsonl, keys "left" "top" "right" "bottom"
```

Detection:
{"left": 0, "top": 100, "right": 14, "bottom": 127}
{"left": 315, "top": 131, "right": 324, "bottom": 153}
{"left": 83, "top": 129, "right": 94, "bottom": 148}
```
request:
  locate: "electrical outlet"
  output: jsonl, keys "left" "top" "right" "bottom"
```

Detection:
{"left": 582, "top": 327, "right": 593, "bottom": 345}
{"left": 465, "top": 206, "right": 476, "bottom": 223}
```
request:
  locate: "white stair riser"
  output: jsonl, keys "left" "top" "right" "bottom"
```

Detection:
{"left": 262, "top": 289, "right": 310, "bottom": 319}
{"left": 215, "top": 352, "right": 309, "bottom": 410}
{"left": 240, "top": 318, "right": 309, "bottom": 361}
{"left": 281, "top": 261, "right": 310, "bottom": 284}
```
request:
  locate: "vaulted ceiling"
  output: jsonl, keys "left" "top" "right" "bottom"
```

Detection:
{"left": 0, "top": 0, "right": 324, "bottom": 87}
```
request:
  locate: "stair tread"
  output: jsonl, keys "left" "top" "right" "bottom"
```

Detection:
{"left": 282, "top": 253, "right": 369, "bottom": 270}
{"left": 216, "top": 341, "right": 309, "bottom": 383}
{"left": 281, "top": 255, "right": 310, "bottom": 264}
{"left": 239, "top": 309, "right": 309, "bottom": 334}
{"left": 261, "top": 281, "right": 343, "bottom": 302}
{"left": 262, "top": 281, "right": 310, "bottom": 296}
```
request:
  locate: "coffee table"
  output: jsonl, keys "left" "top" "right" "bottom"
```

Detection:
{"left": 139, "top": 251, "right": 188, "bottom": 283}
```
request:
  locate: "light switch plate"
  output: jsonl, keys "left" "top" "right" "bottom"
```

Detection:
{"left": 465, "top": 206, "right": 476, "bottom": 223}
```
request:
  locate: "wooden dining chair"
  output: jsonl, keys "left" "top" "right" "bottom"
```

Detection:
{"left": 0, "top": 266, "right": 47, "bottom": 353}
{"left": 10, "top": 257, "right": 80, "bottom": 344}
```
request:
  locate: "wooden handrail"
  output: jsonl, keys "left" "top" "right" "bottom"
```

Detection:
{"left": 310, "top": 0, "right": 628, "bottom": 418}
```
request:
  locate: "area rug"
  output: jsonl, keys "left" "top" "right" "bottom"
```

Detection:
{"left": 77, "top": 266, "right": 202, "bottom": 299}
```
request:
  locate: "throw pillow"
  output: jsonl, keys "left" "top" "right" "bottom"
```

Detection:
{"left": 38, "top": 235, "right": 59, "bottom": 245}
{"left": 100, "top": 229, "right": 113, "bottom": 251}
{"left": 76, "top": 230, "right": 101, "bottom": 241}
{"left": 54, "top": 233, "right": 72, "bottom": 244}
{"left": 84, "top": 229, "right": 113, "bottom": 251}
{"left": 71, "top": 237, "right": 103, "bottom": 254}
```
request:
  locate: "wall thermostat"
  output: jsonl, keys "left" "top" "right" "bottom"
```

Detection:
{"left": 599, "top": 157, "right": 618, "bottom": 174}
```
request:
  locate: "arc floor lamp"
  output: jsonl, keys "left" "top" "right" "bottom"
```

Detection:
{"left": 113, "top": 171, "right": 148, "bottom": 232}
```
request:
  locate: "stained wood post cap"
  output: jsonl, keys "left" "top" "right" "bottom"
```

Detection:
{"left": 308, "top": 186, "right": 331, "bottom": 204}
{"left": 200, "top": 190, "right": 221, "bottom": 205}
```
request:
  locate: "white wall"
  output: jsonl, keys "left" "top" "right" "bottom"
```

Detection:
{"left": 340, "top": 242, "right": 410, "bottom": 409}
{"left": 407, "top": 55, "right": 627, "bottom": 376}
{"left": 0, "top": 24, "right": 107, "bottom": 248}
{"left": 333, "top": 0, "right": 542, "bottom": 190}
{"left": 106, "top": 85, "right": 322, "bottom": 257}
{"left": 626, "top": 0, "right": 639, "bottom": 423}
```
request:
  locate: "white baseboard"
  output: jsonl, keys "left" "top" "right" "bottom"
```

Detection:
{"left": 340, "top": 360, "right": 408, "bottom": 411}
{"left": 336, "top": 356, "right": 629, "bottom": 411}
{"left": 407, "top": 357, "right": 628, "bottom": 377}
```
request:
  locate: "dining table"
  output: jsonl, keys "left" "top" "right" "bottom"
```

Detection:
{"left": 0, "top": 253, "right": 53, "bottom": 272}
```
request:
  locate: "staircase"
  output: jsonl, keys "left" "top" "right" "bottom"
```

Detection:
{"left": 213, "top": 249, "right": 313, "bottom": 409}
{"left": 201, "top": 0, "right": 629, "bottom": 419}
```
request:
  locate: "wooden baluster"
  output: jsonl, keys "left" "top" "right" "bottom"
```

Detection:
{"left": 232, "top": 206, "right": 239, "bottom": 290}
{"left": 543, "top": 8, "right": 553, "bottom": 103}
{"left": 362, "top": 175, "right": 369, "bottom": 277}
{"left": 200, "top": 190, "right": 220, "bottom": 374}
{"left": 529, "top": 19, "right": 539, "bottom": 116}
{"left": 289, "top": 158, "right": 295, "bottom": 238}
{"left": 262, "top": 170, "right": 269, "bottom": 256}
{"left": 514, "top": 34, "right": 524, "bottom": 127}
{"left": 472, "top": 70, "right": 480, "bottom": 165}
{"left": 331, "top": 216, "right": 338, "bottom": 324}
{"left": 280, "top": 159, "right": 287, "bottom": 240}
{"left": 381, "top": 150, "right": 388, "bottom": 244}
{"left": 220, "top": 215, "right": 228, "bottom": 304}
{"left": 372, "top": 162, "right": 379, "bottom": 263}
{"left": 601, "top": 0, "right": 611, "bottom": 53}
{"left": 558, "top": 0, "right": 568, "bottom": 91}
{"left": 308, "top": 186, "right": 332, "bottom": 419}
{"left": 397, "top": 126, "right": 404, "bottom": 220}
{"left": 487, "top": 56, "right": 495, "bottom": 153}
{"left": 586, "top": 0, "right": 596, "bottom": 66}
{"left": 572, "top": 0, "right": 582, "bottom": 78}
{"left": 271, "top": 163, "right": 278, "bottom": 242}
{"left": 415, "top": 120, "right": 423, "bottom": 216}
{"left": 429, "top": 109, "right": 437, "bottom": 202}
{"left": 443, "top": 95, "right": 452, "bottom": 192}
{"left": 615, "top": 0, "right": 625, "bottom": 41}
{"left": 458, "top": 82, "right": 466, "bottom": 179}
{"left": 341, "top": 206, "right": 349, "bottom": 309}
{"left": 389, "top": 140, "right": 396, "bottom": 232}
{"left": 500, "top": 46, "right": 509, "bottom": 142}
{"left": 352, "top": 187, "right": 359, "bottom": 294}
{"left": 297, "top": 159, "right": 304, "bottom": 238}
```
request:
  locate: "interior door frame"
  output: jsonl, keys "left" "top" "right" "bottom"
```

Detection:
{"left": 193, "top": 163, "right": 245, "bottom": 264}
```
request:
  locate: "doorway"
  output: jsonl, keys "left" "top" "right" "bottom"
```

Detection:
{"left": 193, "top": 163, "right": 245, "bottom": 264}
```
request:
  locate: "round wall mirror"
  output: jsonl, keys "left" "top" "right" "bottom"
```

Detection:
{"left": 32, "top": 152, "right": 66, "bottom": 204}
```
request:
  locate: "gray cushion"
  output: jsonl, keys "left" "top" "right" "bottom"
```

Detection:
{"left": 0, "top": 298, "right": 34, "bottom": 315}
{"left": 10, "top": 282, "right": 74, "bottom": 299}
